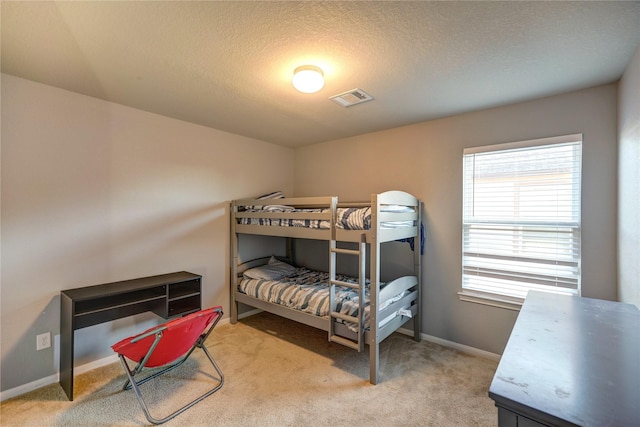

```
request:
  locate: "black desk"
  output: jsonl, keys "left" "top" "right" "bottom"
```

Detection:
{"left": 489, "top": 291, "right": 640, "bottom": 426}
{"left": 60, "top": 271, "right": 201, "bottom": 400}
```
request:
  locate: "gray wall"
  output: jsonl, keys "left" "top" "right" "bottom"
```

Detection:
{"left": 0, "top": 74, "right": 294, "bottom": 392}
{"left": 618, "top": 44, "right": 640, "bottom": 308}
{"left": 294, "top": 84, "right": 619, "bottom": 355}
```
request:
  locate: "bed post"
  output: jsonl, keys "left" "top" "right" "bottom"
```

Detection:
{"left": 414, "top": 200, "right": 423, "bottom": 342}
{"left": 369, "top": 193, "right": 380, "bottom": 385}
{"left": 230, "top": 201, "right": 239, "bottom": 324}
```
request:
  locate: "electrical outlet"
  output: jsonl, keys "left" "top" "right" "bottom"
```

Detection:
{"left": 36, "top": 332, "right": 51, "bottom": 351}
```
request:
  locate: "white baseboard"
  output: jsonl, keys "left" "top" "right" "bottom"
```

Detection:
{"left": 74, "top": 354, "right": 121, "bottom": 375}
{"left": 0, "top": 373, "right": 59, "bottom": 402}
{"left": 0, "top": 354, "right": 119, "bottom": 402}
{"left": 397, "top": 327, "right": 501, "bottom": 361}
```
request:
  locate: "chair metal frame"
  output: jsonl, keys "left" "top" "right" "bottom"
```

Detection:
{"left": 112, "top": 307, "right": 224, "bottom": 424}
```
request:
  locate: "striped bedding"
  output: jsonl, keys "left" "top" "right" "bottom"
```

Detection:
{"left": 238, "top": 267, "right": 405, "bottom": 332}
{"left": 238, "top": 206, "right": 414, "bottom": 230}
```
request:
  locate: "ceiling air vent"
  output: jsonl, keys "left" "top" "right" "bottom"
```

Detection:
{"left": 330, "top": 88, "right": 374, "bottom": 107}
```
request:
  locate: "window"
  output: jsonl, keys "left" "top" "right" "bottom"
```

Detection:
{"left": 460, "top": 134, "right": 582, "bottom": 309}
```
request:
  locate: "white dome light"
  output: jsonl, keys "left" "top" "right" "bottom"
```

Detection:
{"left": 292, "top": 65, "right": 325, "bottom": 94}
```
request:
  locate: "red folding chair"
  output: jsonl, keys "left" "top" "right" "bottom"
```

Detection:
{"left": 111, "top": 306, "right": 224, "bottom": 424}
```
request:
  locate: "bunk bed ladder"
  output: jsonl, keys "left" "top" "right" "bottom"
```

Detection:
{"left": 328, "top": 236, "right": 366, "bottom": 352}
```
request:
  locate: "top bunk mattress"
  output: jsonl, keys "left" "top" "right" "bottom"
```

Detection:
{"left": 237, "top": 205, "right": 414, "bottom": 230}
{"left": 233, "top": 190, "right": 419, "bottom": 232}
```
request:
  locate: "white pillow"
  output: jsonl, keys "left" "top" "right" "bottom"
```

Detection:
{"left": 243, "top": 257, "right": 297, "bottom": 280}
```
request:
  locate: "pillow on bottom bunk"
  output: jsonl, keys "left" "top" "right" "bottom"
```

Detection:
{"left": 243, "top": 256, "right": 297, "bottom": 280}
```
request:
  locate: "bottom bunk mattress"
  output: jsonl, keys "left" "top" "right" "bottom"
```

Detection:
{"left": 237, "top": 258, "right": 407, "bottom": 332}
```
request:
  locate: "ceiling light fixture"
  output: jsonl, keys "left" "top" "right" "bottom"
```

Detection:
{"left": 292, "top": 65, "right": 324, "bottom": 93}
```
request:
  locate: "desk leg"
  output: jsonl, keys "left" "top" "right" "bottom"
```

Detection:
{"left": 60, "top": 294, "right": 74, "bottom": 400}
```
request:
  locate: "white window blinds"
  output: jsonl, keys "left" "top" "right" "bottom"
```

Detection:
{"left": 462, "top": 134, "right": 582, "bottom": 302}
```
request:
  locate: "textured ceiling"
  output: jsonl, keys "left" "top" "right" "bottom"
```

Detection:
{"left": 2, "top": 1, "right": 639, "bottom": 147}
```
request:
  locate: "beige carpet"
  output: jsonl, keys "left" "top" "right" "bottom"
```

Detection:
{"left": 0, "top": 312, "right": 499, "bottom": 426}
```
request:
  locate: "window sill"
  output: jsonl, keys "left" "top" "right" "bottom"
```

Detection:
{"left": 457, "top": 290, "right": 523, "bottom": 311}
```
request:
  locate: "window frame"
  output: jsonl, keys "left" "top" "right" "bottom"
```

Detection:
{"left": 458, "top": 134, "right": 582, "bottom": 310}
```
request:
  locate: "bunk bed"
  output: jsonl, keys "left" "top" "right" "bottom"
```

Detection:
{"left": 229, "top": 190, "right": 422, "bottom": 384}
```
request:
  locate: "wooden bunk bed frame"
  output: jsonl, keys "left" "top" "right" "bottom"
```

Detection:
{"left": 229, "top": 190, "right": 422, "bottom": 384}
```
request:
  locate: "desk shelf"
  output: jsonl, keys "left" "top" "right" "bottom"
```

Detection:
{"left": 75, "top": 293, "right": 167, "bottom": 329}
{"left": 75, "top": 288, "right": 167, "bottom": 315}
{"left": 168, "top": 295, "right": 201, "bottom": 318}
{"left": 166, "top": 277, "right": 201, "bottom": 318}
